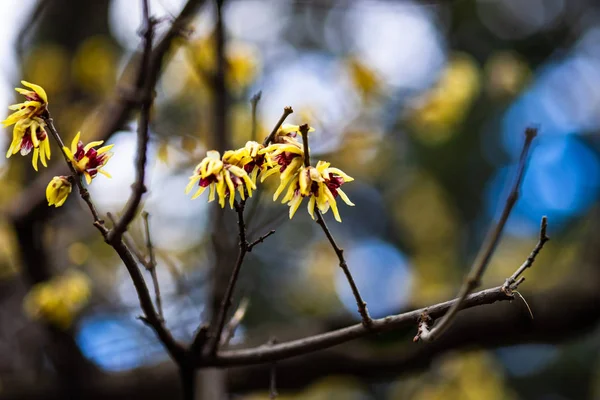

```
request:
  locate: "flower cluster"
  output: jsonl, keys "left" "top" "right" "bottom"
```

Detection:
{"left": 185, "top": 149, "right": 257, "bottom": 209}
{"left": 278, "top": 161, "right": 354, "bottom": 222}
{"left": 186, "top": 124, "right": 355, "bottom": 222}
{"left": 2, "top": 81, "right": 51, "bottom": 170}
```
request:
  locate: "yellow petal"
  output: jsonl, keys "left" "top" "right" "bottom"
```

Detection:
{"left": 62, "top": 146, "right": 74, "bottom": 161}
{"left": 224, "top": 171, "right": 236, "bottom": 209}
{"left": 288, "top": 195, "right": 303, "bottom": 219}
{"left": 337, "top": 189, "right": 355, "bottom": 206}
{"left": 71, "top": 132, "right": 81, "bottom": 154}
{"left": 32, "top": 148, "right": 39, "bottom": 171}
{"left": 84, "top": 172, "right": 92, "bottom": 185}
{"left": 98, "top": 169, "right": 112, "bottom": 178}
{"left": 21, "top": 81, "right": 48, "bottom": 103}
{"left": 84, "top": 140, "right": 104, "bottom": 152}
{"left": 208, "top": 183, "right": 216, "bottom": 202}
{"left": 192, "top": 186, "right": 207, "bottom": 199}
{"left": 307, "top": 196, "right": 316, "bottom": 220}
{"left": 96, "top": 144, "right": 114, "bottom": 154}
{"left": 185, "top": 176, "right": 201, "bottom": 194}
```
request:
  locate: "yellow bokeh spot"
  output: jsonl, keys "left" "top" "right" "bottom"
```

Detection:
{"left": 485, "top": 51, "right": 531, "bottom": 100}
{"left": 187, "top": 35, "right": 260, "bottom": 93}
{"left": 23, "top": 271, "right": 92, "bottom": 329}
{"left": 390, "top": 351, "right": 515, "bottom": 400}
{"left": 346, "top": 56, "right": 381, "bottom": 99}
{"left": 68, "top": 242, "right": 90, "bottom": 266}
{"left": 72, "top": 36, "right": 118, "bottom": 96}
{"left": 409, "top": 52, "right": 481, "bottom": 145}
{"left": 24, "top": 45, "right": 70, "bottom": 95}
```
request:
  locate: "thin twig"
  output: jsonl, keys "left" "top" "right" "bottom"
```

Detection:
{"left": 108, "top": 1, "right": 155, "bottom": 243}
{"left": 205, "top": 199, "right": 249, "bottom": 356}
{"left": 250, "top": 91, "right": 262, "bottom": 142}
{"left": 299, "top": 124, "right": 372, "bottom": 327}
{"left": 143, "top": 211, "right": 164, "bottom": 320}
{"left": 107, "top": 212, "right": 150, "bottom": 268}
{"left": 262, "top": 107, "right": 293, "bottom": 146}
{"left": 248, "top": 230, "right": 276, "bottom": 251}
{"left": 220, "top": 298, "right": 250, "bottom": 346}
{"left": 42, "top": 116, "right": 106, "bottom": 232}
{"left": 418, "top": 127, "right": 538, "bottom": 341}
{"left": 502, "top": 216, "right": 549, "bottom": 291}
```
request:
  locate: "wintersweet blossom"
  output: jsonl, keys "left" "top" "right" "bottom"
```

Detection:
{"left": 3, "top": 81, "right": 51, "bottom": 170}
{"left": 258, "top": 124, "right": 316, "bottom": 198}
{"left": 280, "top": 161, "right": 354, "bottom": 222}
{"left": 46, "top": 176, "right": 72, "bottom": 207}
{"left": 275, "top": 123, "right": 314, "bottom": 140}
{"left": 223, "top": 141, "right": 269, "bottom": 185}
{"left": 185, "top": 150, "right": 256, "bottom": 208}
{"left": 63, "top": 132, "right": 114, "bottom": 184}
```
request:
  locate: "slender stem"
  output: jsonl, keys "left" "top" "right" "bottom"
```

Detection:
{"left": 143, "top": 211, "right": 164, "bottom": 320}
{"left": 250, "top": 91, "right": 262, "bottom": 142}
{"left": 108, "top": 0, "right": 155, "bottom": 243}
{"left": 503, "top": 216, "right": 549, "bottom": 291}
{"left": 43, "top": 116, "right": 105, "bottom": 229}
{"left": 205, "top": 200, "right": 248, "bottom": 356}
{"left": 315, "top": 211, "right": 371, "bottom": 326}
{"left": 299, "top": 124, "right": 372, "bottom": 327}
{"left": 248, "top": 230, "right": 276, "bottom": 251}
{"left": 419, "top": 127, "right": 538, "bottom": 341}
{"left": 262, "top": 106, "right": 293, "bottom": 146}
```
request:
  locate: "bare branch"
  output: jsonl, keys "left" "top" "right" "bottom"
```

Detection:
{"left": 142, "top": 211, "right": 164, "bottom": 320}
{"left": 250, "top": 91, "right": 262, "bottom": 142}
{"left": 204, "top": 199, "right": 249, "bottom": 356}
{"left": 503, "top": 216, "right": 549, "bottom": 291}
{"left": 248, "top": 230, "right": 276, "bottom": 251}
{"left": 262, "top": 107, "right": 294, "bottom": 146}
{"left": 108, "top": 1, "right": 155, "bottom": 243}
{"left": 207, "top": 285, "right": 513, "bottom": 367}
{"left": 418, "top": 127, "right": 538, "bottom": 341}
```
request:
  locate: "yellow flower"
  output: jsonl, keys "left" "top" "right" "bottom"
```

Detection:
{"left": 223, "top": 141, "right": 270, "bottom": 185}
{"left": 46, "top": 176, "right": 72, "bottom": 207}
{"left": 275, "top": 123, "right": 315, "bottom": 140}
{"left": 2, "top": 81, "right": 48, "bottom": 127}
{"left": 5, "top": 116, "right": 51, "bottom": 171}
{"left": 279, "top": 161, "right": 354, "bottom": 222}
{"left": 63, "top": 132, "right": 113, "bottom": 184}
{"left": 185, "top": 150, "right": 256, "bottom": 208}
{"left": 3, "top": 81, "right": 51, "bottom": 170}
{"left": 23, "top": 271, "right": 91, "bottom": 329}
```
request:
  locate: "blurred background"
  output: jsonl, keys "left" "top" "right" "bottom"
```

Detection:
{"left": 1, "top": 0, "right": 600, "bottom": 398}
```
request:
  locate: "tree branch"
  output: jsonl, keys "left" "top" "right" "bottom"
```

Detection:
{"left": 418, "top": 127, "right": 538, "bottom": 341}
{"left": 262, "top": 107, "right": 293, "bottom": 146}
{"left": 108, "top": 0, "right": 155, "bottom": 243}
